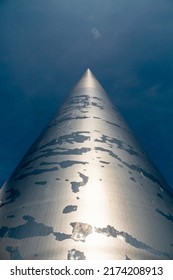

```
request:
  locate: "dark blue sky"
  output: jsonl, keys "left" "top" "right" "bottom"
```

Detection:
{"left": 0, "top": 0, "right": 173, "bottom": 189}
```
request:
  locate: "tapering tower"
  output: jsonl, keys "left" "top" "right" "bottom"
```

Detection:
{"left": 0, "top": 69, "right": 173, "bottom": 260}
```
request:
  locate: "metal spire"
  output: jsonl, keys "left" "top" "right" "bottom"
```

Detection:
{"left": 0, "top": 70, "right": 173, "bottom": 260}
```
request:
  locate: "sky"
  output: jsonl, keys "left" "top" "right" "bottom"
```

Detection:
{"left": 0, "top": 0, "right": 173, "bottom": 190}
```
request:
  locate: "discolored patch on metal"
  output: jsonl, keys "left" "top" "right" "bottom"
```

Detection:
{"left": 7, "top": 215, "right": 15, "bottom": 219}
{"left": 71, "top": 173, "right": 89, "bottom": 193}
{"left": 35, "top": 181, "right": 47, "bottom": 185}
{"left": 91, "top": 102, "right": 104, "bottom": 110}
{"left": 95, "top": 134, "right": 141, "bottom": 158}
{"left": 0, "top": 216, "right": 53, "bottom": 239}
{"left": 53, "top": 232, "right": 71, "bottom": 241}
{"left": 99, "top": 160, "right": 110, "bottom": 165}
{"left": 57, "top": 115, "right": 89, "bottom": 123}
{"left": 33, "top": 253, "right": 39, "bottom": 257}
{"left": 93, "top": 96, "right": 103, "bottom": 101}
{"left": 0, "top": 188, "right": 20, "bottom": 208}
{"left": 157, "top": 193, "right": 164, "bottom": 200}
{"left": 125, "top": 255, "right": 132, "bottom": 260}
{"left": 63, "top": 205, "right": 78, "bottom": 214}
{"left": 129, "top": 177, "right": 136, "bottom": 182}
{"left": 156, "top": 209, "right": 173, "bottom": 223}
{"left": 67, "top": 249, "right": 86, "bottom": 260}
{"left": 95, "top": 225, "right": 169, "bottom": 258}
{"left": 95, "top": 146, "right": 172, "bottom": 197}
{"left": 59, "top": 160, "right": 89, "bottom": 169}
{"left": 16, "top": 167, "right": 59, "bottom": 181}
{"left": 6, "top": 246, "right": 23, "bottom": 260}
{"left": 105, "top": 120, "right": 131, "bottom": 134}
{"left": 40, "top": 159, "right": 89, "bottom": 169}
{"left": 63, "top": 94, "right": 90, "bottom": 111}
{"left": 19, "top": 147, "right": 91, "bottom": 171}
{"left": 70, "top": 222, "right": 92, "bottom": 242}
{"left": 105, "top": 120, "right": 122, "bottom": 129}
{"left": 38, "top": 131, "right": 91, "bottom": 148}
{"left": 0, "top": 226, "right": 8, "bottom": 237}
{"left": 43, "top": 147, "right": 91, "bottom": 156}
{"left": 93, "top": 116, "right": 101, "bottom": 119}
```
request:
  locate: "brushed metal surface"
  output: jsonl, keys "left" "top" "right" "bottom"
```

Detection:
{"left": 0, "top": 69, "right": 173, "bottom": 260}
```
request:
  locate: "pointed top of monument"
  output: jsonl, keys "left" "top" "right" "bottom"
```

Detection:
{"left": 83, "top": 68, "right": 93, "bottom": 77}
{"left": 72, "top": 68, "right": 104, "bottom": 93}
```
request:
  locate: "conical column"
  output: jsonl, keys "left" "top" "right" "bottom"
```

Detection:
{"left": 0, "top": 69, "right": 173, "bottom": 260}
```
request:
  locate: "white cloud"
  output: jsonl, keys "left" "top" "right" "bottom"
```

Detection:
{"left": 91, "top": 27, "right": 101, "bottom": 39}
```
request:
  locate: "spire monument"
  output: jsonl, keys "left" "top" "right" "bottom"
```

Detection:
{"left": 0, "top": 69, "right": 173, "bottom": 260}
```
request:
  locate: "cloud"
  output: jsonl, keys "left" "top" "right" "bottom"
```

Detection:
{"left": 91, "top": 27, "right": 101, "bottom": 39}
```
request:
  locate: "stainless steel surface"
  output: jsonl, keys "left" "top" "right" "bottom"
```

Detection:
{"left": 0, "top": 69, "right": 173, "bottom": 260}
